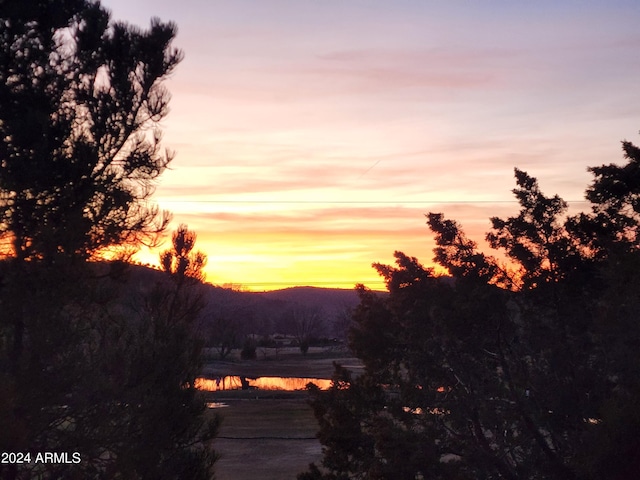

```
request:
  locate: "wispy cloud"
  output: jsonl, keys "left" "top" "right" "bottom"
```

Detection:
{"left": 102, "top": 0, "right": 640, "bottom": 289}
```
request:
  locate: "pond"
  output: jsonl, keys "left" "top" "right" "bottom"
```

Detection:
{"left": 196, "top": 376, "right": 332, "bottom": 392}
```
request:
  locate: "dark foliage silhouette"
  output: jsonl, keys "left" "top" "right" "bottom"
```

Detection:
{"left": 0, "top": 0, "right": 180, "bottom": 261}
{"left": 300, "top": 137, "right": 640, "bottom": 480}
{"left": 0, "top": 2, "right": 217, "bottom": 478}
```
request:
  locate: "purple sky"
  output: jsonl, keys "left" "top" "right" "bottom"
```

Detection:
{"left": 102, "top": 0, "right": 640, "bottom": 290}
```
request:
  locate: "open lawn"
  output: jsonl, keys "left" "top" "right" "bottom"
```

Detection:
{"left": 202, "top": 346, "right": 363, "bottom": 379}
{"left": 203, "top": 347, "right": 361, "bottom": 479}
{"left": 211, "top": 399, "right": 321, "bottom": 480}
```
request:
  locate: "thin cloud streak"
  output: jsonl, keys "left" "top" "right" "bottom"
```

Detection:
{"left": 100, "top": 0, "right": 640, "bottom": 289}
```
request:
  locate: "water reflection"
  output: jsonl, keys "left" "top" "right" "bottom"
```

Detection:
{"left": 196, "top": 376, "right": 331, "bottom": 392}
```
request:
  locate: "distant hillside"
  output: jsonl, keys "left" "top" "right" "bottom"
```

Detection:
{"left": 123, "top": 265, "right": 384, "bottom": 340}
{"left": 252, "top": 286, "right": 362, "bottom": 317}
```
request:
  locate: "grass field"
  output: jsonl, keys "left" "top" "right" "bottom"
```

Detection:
{"left": 203, "top": 348, "right": 362, "bottom": 479}
{"left": 202, "top": 346, "right": 363, "bottom": 379}
{"left": 211, "top": 399, "right": 321, "bottom": 480}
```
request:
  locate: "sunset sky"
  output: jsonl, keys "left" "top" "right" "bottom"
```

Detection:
{"left": 102, "top": 0, "right": 640, "bottom": 291}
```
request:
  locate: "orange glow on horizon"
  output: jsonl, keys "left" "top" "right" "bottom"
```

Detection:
{"left": 32, "top": 0, "right": 640, "bottom": 293}
{"left": 131, "top": 201, "right": 502, "bottom": 292}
